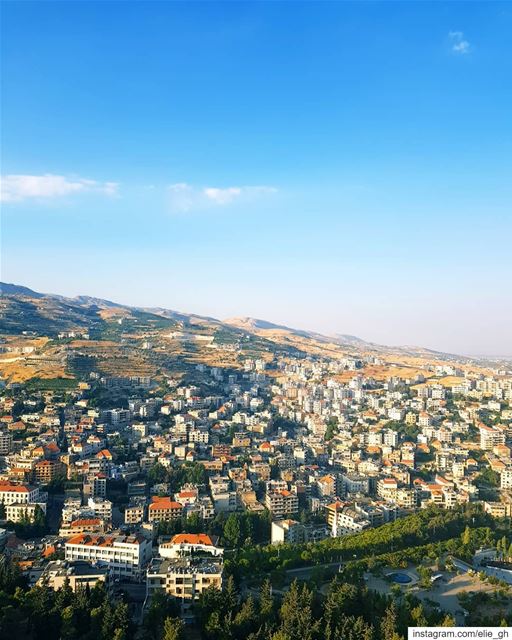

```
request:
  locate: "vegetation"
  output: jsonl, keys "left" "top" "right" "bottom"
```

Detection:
{"left": 192, "top": 575, "right": 453, "bottom": 640}
{"left": 227, "top": 506, "right": 494, "bottom": 578}
{"left": 0, "top": 560, "right": 132, "bottom": 640}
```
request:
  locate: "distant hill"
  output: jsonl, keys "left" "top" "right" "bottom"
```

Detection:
{"left": 0, "top": 282, "right": 44, "bottom": 298}
{"left": 0, "top": 282, "right": 467, "bottom": 362}
{"left": 224, "top": 316, "right": 310, "bottom": 333}
{"left": 225, "top": 317, "right": 377, "bottom": 349}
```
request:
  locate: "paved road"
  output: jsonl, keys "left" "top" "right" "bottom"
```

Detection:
{"left": 415, "top": 572, "right": 494, "bottom": 625}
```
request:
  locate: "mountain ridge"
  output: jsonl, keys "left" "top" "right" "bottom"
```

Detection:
{"left": 0, "top": 281, "right": 464, "bottom": 359}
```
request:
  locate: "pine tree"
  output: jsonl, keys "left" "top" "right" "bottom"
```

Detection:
{"left": 279, "top": 581, "right": 318, "bottom": 640}
{"left": 162, "top": 617, "right": 185, "bottom": 640}
{"left": 259, "top": 579, "right": 274, "bottom": 619}
{"left": 233, "top": 595, "right": 257, "bottom": 637}
{"left": 224, "top": 514, "right": 242, "bottom": 548}
{"left": 223, "top": 575, "right": 239, "bottom": 615}
{"left": 380, "top": 602, "right": 402, "bottom": 640}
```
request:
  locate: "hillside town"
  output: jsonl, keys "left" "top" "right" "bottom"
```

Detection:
{"left": 1, "top": 345, "right": 512, "bottom": 626}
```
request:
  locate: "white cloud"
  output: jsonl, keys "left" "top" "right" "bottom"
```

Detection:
{"left": 167, "top": 183, "right": 276, "bottom": 212}
{"left": 449, "top": 31, "right": 471, "bottom": 55}
{"left": 0, "top": 174, "right": 119, "bottom": 202}
{"left": 204, "top": 187, "right": 242, "bottom": 205}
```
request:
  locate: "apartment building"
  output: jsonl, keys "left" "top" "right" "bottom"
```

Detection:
{"left": 158, "top": 533, "right": 223, "bottom": 559}
{"left": 501, "top": 468, "right": 512, "bottom": 490}
{"left": 480, "top": 425, "right": 506, "bottom": 451}
{"left": 87, "top": 497, "right": 113, "bottom": 523}
{"left": 271, "top": 519, "right": 306, "bottom": 544}
{"left": 6, "top": 501, "right": 47, "bottom": 523}
{"left": 264, "top": 490, "right": 299, "bottom": 518}
{"left": 270, "top": 519, "right": 328, "bottom": 545}
{"left": 38, "top": 560, "right": 109, "bottom": 592}
{"left": 326, "top": 501, "right": 370, "bottom": 536}
{"left": 0, "top": 430, "right": 13, "bottom": 455}
{"left": 0, "top": 481, "right": 40, "bottom": 505}
{"left": 125, "top": 500, "right": 146, "bottom": 525}
{"left": 83, "top": 474, "right": 107, "bottom": 499}
{"left": 34, "top": 460, "right": 65, "bottom": 484}
{"left": 146, "top": 556, "right": 223, "bottom": 600}
{"left": 148, "top": 496, "right": 183, "bottom": 523}
{"left": 65, "top": 532, "right": 152, "bottom": 581}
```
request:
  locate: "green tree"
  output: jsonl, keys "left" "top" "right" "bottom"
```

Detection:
{"left": 380, "top": 602, "right": 402, "bottom": 640}
{"left": 162, "top": 616, "right": 185, "bottom": 640}
{"left": 279, "top": 581, "right": 318, "bottom": 640}
{"left": 223, "top": 514, "right": 242, "bottom": 548}
{"left": 259, "top": 579, "right": 275, "bottom": 620}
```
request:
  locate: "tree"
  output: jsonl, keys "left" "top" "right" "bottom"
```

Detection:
{"left": 162, "top": 617, "right": 184, "bottom": 640}
{"left": 440, "top": 615, "right": 456, "bottom": 627}
{"left": 279, "top": 581, "right": 318, "bottom": 640}
{"left": 233, "top": 595, "right": 257, "bottom": 637}
{"left": 380, "top": 602, "right": 402, "bottom": 640}
{"left": 259, "top": 579, "right": 274, "bottom": 620}
{"left": 223, "top": 575, "right": 239, "bottom": 614}
{"left": 223, "top": 514, "right": 242, "bottom": 548}
{"left": 416, "top": 566, "right": 432, "bottom": 589}
{"left": 148, "top": 463, "right": 167, "bottom": 486}
{"left": 142, "top": 592, "right": 180, "bottom": 640}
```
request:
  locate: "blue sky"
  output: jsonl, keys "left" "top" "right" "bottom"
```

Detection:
{"left": 1, "top": 1, "right": 511, "bottom": 355}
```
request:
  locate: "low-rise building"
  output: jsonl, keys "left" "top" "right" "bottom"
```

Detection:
{"left": 38, "top": 560, "right": 109, "bottom": 591}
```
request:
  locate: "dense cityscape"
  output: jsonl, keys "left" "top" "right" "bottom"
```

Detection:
{"left": 0, "top": 285, "right": 511, "bottom": 638}
{"left": 2, "top": 1, "right": 511, "bottom": 637}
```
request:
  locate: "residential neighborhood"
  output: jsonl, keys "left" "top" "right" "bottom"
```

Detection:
{"left": 1, "top": 333, "right": 512, "bottom": 629}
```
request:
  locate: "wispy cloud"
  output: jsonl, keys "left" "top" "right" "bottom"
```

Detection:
{"left": 168, "top": 183, "right": 277, "bottom": 213}
{"left": 449, "top": 31, "right": 471, "bottom": 55}
{"left": 0, "top": 174, "right": 119, "bottom": 202}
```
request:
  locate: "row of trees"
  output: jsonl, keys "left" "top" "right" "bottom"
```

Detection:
{"left": 227, "top": 505, "right": 495, "bottom": 578}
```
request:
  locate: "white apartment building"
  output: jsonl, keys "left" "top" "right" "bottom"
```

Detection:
{"left": 6, "top": 501, "right": 47, "bottom": 523}
{"left": 271, "top": 519, "right": 305, "bottom": 545}
{"left": 326, "top": 502, "right": 370, "bottom": 537}
{"left": 0, "top": 482, "right": 40, "bottom": 505}
{"left": 480, "top": 425, "right": 506, "bottom": 451}
{"left": 87, "top": 497, "right": 113, "bottom": 522}
{"left": 146, "top": 556, "right": 223, "bottom": 600}
{"left": 158, "top": 533, "right": 223, "bottom": 559}
{"left": 501, "top": 468, "right": 512, "bottom": 490}
{"left": 0, "top": 431, "right": 13, "bottom": 455}
{"left": 65, "top": 532, "right": 152, "bottom": 581}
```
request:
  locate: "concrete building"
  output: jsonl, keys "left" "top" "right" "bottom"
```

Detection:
{"left": 146, "top": 556, "right": 223, "bottom": 600}
{"left": 38, "top": 560, "right": 109, "bottom": 591}
{"left": 148, "top": 496, "right": 183, "bottom": 523}
{"left": 65, "top": 532, "right": 152, "bottom": 581}
{"left": 264, "top": 490, "right": 299, "bottom": 518}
